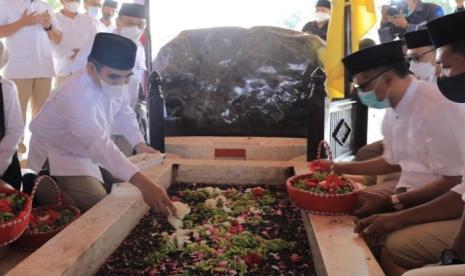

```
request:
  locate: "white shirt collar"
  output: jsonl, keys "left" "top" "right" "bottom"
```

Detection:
{"left": 394, "top": 79, "right": 419, "bottom": 116}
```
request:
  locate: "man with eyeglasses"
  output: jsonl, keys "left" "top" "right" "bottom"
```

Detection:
{"left": 404, "top": 29, "right": 438, "bottom": 82}
{"left": 401, "top": 10, "right": 465, "bottom": 276}
{"left": 312, "top": 40, "right": 465, "bottom": 270}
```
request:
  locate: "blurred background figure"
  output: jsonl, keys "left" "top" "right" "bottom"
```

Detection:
{"left": 53, "top": 0, "right": 97, "bottom": 85}
{"left": 302, "top": 0, "right": 331, "bottom": 40}
{"left": 0, "top": 0, "right": 62, "bottom": 154}
{"left": 457, "top": 0, "right": 464, "bottom": 12}
{"left": 115, "top": 3, "right": 147, "bottom": 110}
{"left": 378, "top": 0, "right": 444, "bottom": 43}
{"left": 0, "top": 41, "right": 24, "bottom": 191}
{"left": 99, "top": 0, "right": 118, "bottom": 33}
{"left": 84, "top": 0, "right": 105, "bottom": 31}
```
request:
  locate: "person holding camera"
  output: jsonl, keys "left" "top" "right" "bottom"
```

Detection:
{"left": 378, "top": 0, "right": 443, "bottom": 43}
{"left": 302, "top": 0, "right": 331, "bottom": 41}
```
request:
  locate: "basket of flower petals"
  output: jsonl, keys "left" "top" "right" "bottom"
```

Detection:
{"left": 14, "top": 176, "right": 81, "bottom": 250}
{"left": 0, "top": 186, "right": 32, "bottom": 246}
{"left": 287, "top": 140, "right": 358, "bottom": 215}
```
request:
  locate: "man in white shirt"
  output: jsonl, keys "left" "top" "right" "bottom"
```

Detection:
{"left": 354, "top": 30, "right": 440, "bottom": 188}
{"left": 68, "top": 3, "right": 148, "bottom": 156}
{"left": 348, "top": 13, "right": 465, "bottom": 272}
{"left": 309, "top": 41, "right": 465, "bottom": 273}
{"left": 53, "top": 0, "right": 97, "bottom": 85}
{"left": 28, "top": 33, "right": 175, "bottom": 215}
{"left": 404, "top": 29, "right": 439, "bottom": 82}
{"left": 115, "top": 3, "right": 147, "bottom": 110}
{"left": 396, "top": 11, "right": 465, "bottom": 275}
{"left": 99, "top": 0, "right": 117, "bottom": 33}
{"left": 0, "top": 0, "right": 62, "bottom": 134}
{"left": 0, "top": 41, "right": 24, "bottom": 190}
{"left": 83, "top": 0, "right": 106, "bottom": 32}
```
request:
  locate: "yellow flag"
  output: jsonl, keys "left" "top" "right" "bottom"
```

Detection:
{"left": 323, "top": 0, "right": 377, "bottom": 99}
{"left": 323, "top": 0, "right": 346, "bottom": 99}
{"left": 351, "top": 0, "right": 377, "bottom": 52}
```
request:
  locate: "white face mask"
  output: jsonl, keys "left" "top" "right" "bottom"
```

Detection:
{"left": 87, "top": 6, "right": 99, "bottom": 18}
{"left": 98, "top": 77, "right": 126, "bottom": 99}
{"left": 101, "top": 81, "right": 126, "bottom": 99}
{"left": 409, "top": 61, "right": 436, "bottom": 80}
{"left": 315, "top": 12, "right": 330, "bottom": 22}
{"left": 0, "top": 42, "right": 9, "bottom": 69}
{"left": 120, "top": 26, "right": 144, "bottom": 42}
{"left": 65, "top": 2, "right": 80, "bottom": 13}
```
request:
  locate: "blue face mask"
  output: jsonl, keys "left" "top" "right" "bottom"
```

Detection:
{"left": 87, "top": 6, "right": 99, "bottom": 18}
{"left": 357, "top": 89, "right": 391, "bottom": 109}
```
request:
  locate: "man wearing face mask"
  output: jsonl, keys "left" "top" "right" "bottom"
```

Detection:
{"left": 28, "top": 33, "right": 176, "bottom": 216}
{"left": 0, "top": 41, "right": 24, "bottom": 191}
{"left": 99, "top": 0, "right": 117, "bottom": 33}
{"left": 378, "top": 0, "right": 443, "bottom": 43}
{"left": 312, "top": 41, "right": 464, "bottom": 223}
{"left": 53, "top": 0, "right": 97, "bottom": 85}
{"left": 302, "top": 0, "right": 331, "bottom": 41}
{"left": 338, "top": 37, "right": 465, "bottom": 273}
{"left": 404, "top": 29, "right": 438, "bottom": 82}
{"left": 393, "top": 11, "right": 465, "bottom": 275}
{"left": 115, "top": 3, "right": 147, "bottom": 110}
{"left": 70, "top": 3, "right": 147, "bottom": 113}
{"left": 84, "top": 0, "right": 106, "bottom": 32}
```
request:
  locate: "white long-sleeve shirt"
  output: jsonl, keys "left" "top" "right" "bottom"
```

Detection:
{"left": 0, "top": 79, "right": 24, "bottom": 175}
{"left": 382, "top": 79, "right": 464, "bottom": 191}
{"left": 69, "top": 30, "right": 147, "bottom": 109}
{"left": 28, "top": 70, "right": 145, "bottom": 182}
{"left": 52, "top": 11, "right": 97, "bottom": 77}
{"left": 0, "top": 0, "right": 60, "bottom": 79}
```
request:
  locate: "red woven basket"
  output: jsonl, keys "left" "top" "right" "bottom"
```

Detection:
{"left": 0, "top": 188, "right": 32, "bottom": 246}
{"left": 14, "top": 176, "right": 81, "bottom": 250}
{"left": 286, "top": 140, "right": 358, "bottom": 215}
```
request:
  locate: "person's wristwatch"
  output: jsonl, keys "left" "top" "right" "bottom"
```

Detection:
{"left": 44, "top": 24, "right": 53, "bottom": 32}
{"left": 441, "top": 249, "right": 465, "bottom": 265}
{"left": 390, "top": 194, "right": 404, "bottom": 210}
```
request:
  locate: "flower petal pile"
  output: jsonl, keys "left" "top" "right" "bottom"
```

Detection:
{"left": 99, "top": 184, "right": 316, "bottom": 275}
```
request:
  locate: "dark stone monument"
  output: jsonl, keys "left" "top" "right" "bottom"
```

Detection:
{"left": 153, "top": 26, "right": 324, "bottom": 137}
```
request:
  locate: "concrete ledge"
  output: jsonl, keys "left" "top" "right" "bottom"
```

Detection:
{"left": 166, "top": 136, "right": 306, "bottom": 161}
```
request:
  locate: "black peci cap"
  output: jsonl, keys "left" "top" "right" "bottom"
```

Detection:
{"left": 103, "top": 0, "right": 118, "bottom": 8}
{"left": 404, "top": 30, "right": 433, "bottom": 49}
{"left": 342, "top": 41, "right": 405, "bottom": 78}
{"left": 427, "top": 11, "right": 465, "bottom": 48}
{"left": 88, "top": 33, "right": 137, "bottom": 70}
{"left": 316, "top": 0, "right": 331, "bottom": 9}
{"left": 118, "top": 3, "right": 145, "bottom": 18}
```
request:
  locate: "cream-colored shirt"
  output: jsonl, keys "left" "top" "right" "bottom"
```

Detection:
{"left": 382, "top": 79, "right": 464, "bottom": 190}
{"left": 28, "top": 70, "right": 144, "bottom": 182}
{"left": 52, "top": 11, "right": 97, "bottom": 77}
{"left": 0, "top": 0, "right": 60, "bottom": 79}
{"left": 0, "top": 79, "right": 24, "bottom": 175}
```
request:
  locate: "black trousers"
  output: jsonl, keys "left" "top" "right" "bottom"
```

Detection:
{"left": 1, "top": 153, "right": 22, "bottom": 190}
